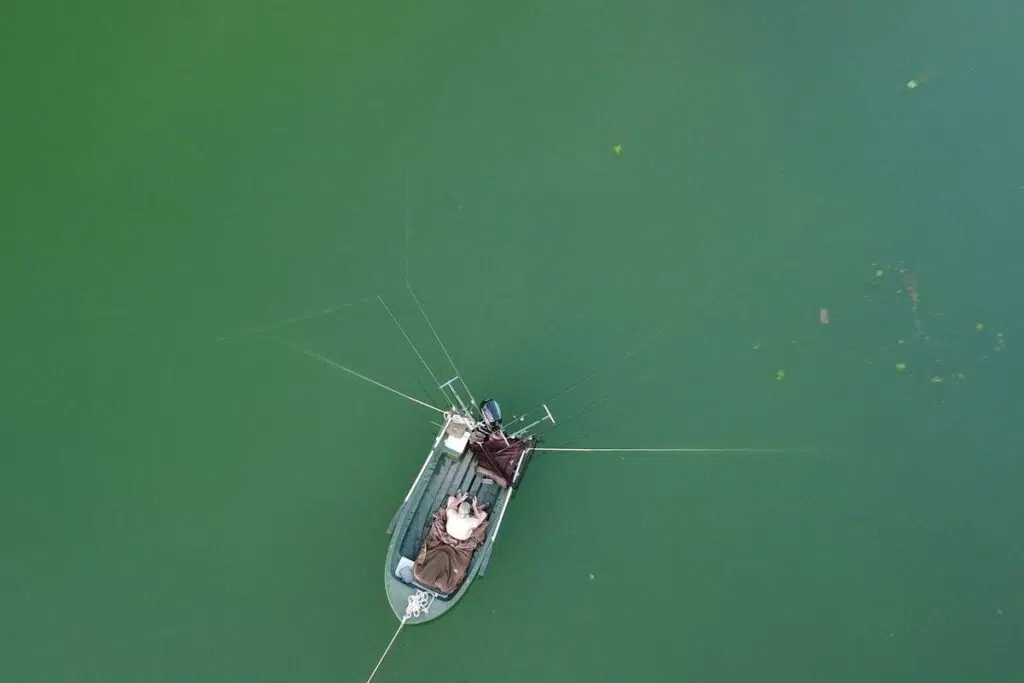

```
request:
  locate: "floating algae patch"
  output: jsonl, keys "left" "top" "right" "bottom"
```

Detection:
{"left": 859, "top": 261, "right": 1014, "bottom": 392}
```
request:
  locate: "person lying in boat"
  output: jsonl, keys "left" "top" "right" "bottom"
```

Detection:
{"left": 412, "top": 493, "right": 489, "bottom": 595}
{"left": 444, "top": 492, "right": 487, "bottom": 541}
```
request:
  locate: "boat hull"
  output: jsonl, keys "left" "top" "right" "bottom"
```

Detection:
{"left": 383, "top": 416, "right": 533, "bottom": 624}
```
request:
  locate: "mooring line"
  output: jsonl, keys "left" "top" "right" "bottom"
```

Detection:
{"left": 365, "top": 591, "right": 434, "bottom": 683}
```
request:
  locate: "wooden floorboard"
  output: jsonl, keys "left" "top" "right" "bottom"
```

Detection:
{"left": 400, "top": 452, "right": 478, "bottom": 558}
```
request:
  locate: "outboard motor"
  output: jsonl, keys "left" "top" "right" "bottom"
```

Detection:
{"left": 480, "top": 398, "right": 502, "bottom": 430}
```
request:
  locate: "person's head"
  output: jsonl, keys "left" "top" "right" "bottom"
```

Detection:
{"left": 457, "top": 500, "right": 472, "bottom": 517}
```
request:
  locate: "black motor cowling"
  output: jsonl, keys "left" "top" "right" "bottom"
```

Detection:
{"left": 480, "top": 398, "right": 502, "bottom": 427}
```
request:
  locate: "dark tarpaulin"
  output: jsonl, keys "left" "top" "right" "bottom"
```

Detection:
{"left": 413, "top": 507, "right": 488, "bottom": 596}
{"left": 471, "top": 434, "right": 528, "bottom": 489}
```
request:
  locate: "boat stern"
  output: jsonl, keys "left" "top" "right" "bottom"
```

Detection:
{"left": 384, "top": 562, "right": 443, "bottom": 624}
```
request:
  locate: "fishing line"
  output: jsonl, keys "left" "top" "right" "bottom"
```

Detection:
{"left": 270, "top": 336, "right": 446, "bottom": 414}
{"left": 504, "top": 396, "right": 609, "bottom": 438}
{"left": 536, "top": 447, "right": 816, "bottom": 455}
{"left": 543, "top": 429, "right": 593, "bottom": 451}
{"left": 403, "top": 170, "right": 411, "bottom": 284}
{"left": 553, "top": 396, "right": 611, "bottom": 429}
{"left": 379, "top": 294, "right": 444, "bottom": 391}
{"left": 536, "top": 241, "right": 761, "bottom": 406}
{"left": 534, "top": 397, "right": 609, "bottom": 442}
{"left": 215, "top": 296, "right": 375, "bottom": 341}
{"left": 400, "top": 170, "right": 479, "bottom": 411}
{"left": 527, "top": 245, "right": 764, "bottom": 419}
{"left": 531, "top": 197, "right": 827, "bottom": 414}
{"left": 406, "top": 281, "right": 479, "bottom": 410}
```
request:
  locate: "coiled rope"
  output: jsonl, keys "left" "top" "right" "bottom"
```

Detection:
{"left": 365, "top": 591, "right": 434, "bottom": 683}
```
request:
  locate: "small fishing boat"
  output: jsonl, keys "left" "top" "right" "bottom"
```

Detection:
{"left": 278, "top": 290, "right": 556, "bottom": 625}
{"left": 221, "top": 280, "right": 804, "bottom": 683}
{"left": 384, "top": 389, "right": 553, "bottom": 623}
{"left": 276, "top": 290, "right": 786, "bottom": 638}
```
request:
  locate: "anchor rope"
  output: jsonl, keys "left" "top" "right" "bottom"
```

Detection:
{"left": 365, "top": 591, "right": 434, "bottom": 683}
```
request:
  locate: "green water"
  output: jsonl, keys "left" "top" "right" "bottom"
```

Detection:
{"left": 3, "top": 1, "right": 1022, "bottom": 681}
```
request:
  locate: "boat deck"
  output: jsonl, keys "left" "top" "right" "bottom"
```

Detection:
{"left": 398, "top": 450, "right": 502, "bottom": 564}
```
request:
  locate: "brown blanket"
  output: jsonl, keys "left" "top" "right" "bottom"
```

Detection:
{"left": 472, "top": 434, "right": 528, "bottom": 489}
{"left": 412, "top": 507, "right": 488, "bottom": 596}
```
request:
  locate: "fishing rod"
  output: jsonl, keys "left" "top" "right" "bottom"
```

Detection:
{"left": 278, "top": 339, "right": 446, "bottom": 415}
{"left": 401, "top": 171, "right": 481, "bottom": 418}
{"left": 378, "top": 294, "right": 450, "bottom": 409}
{"left": 405, "top": 280, "right": 481, "bottom": 418}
